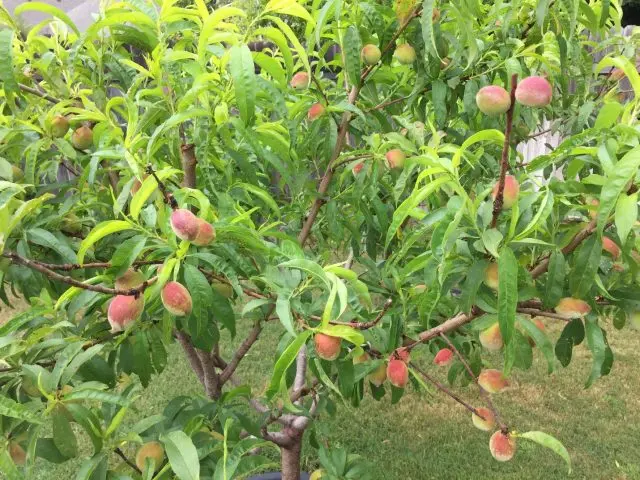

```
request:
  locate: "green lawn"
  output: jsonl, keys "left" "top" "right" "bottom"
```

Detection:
{"left": 25, "top": 316, "right": 640, "bottom": 479}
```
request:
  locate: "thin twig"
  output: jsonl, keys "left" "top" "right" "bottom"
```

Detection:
{"left": 329, "top": 298, "right": 392, "bottom": 329}
{"left": 516, "top": 308, "right": 570, "bottom": 321}
{"left": 114, "top": 447, "right": 141, "bottom": 474}
{"left": 366, "top": 87, "right": 430, "bottom": 112}
{"left": 18, "top": 83, "right": 60, "bottom": 104}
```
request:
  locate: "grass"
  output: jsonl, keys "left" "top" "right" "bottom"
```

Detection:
{"left": 9, "top": 307, "right": 640, "bottom": 480}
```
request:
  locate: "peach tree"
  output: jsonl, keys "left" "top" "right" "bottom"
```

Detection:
{"left": 0, "top": 0, "right": 639, "bottom": 479}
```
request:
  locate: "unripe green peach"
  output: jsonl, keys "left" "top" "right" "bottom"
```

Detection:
{"left": 107, "top": 295, "right": 144, "bottom": 332}
{"left": 136, "top": 441, "right": 165, "bottom": 472}
{"left": 61, "top": 214, "right": 83, "bottom": 234}
{"left": 433, "top": 347, "right": 453, "bottom": 366}
{"left": 602, "top": 236, "right": 620, "bottom": 259}
{"left": 161, "top": 282, "right": 192, "bottom": 316}
{"left": 212, "top": 280, "right": 233, "bottom": 298}
{"left": 367, "top": 362, "right": 387, "bottom": 387}
{"left": 11, "top": 165, "right": 24, "bottom": 182}
{"left": 484, "top": 263, "right": 499, "bottom": 290}
{"left": 71, "top": 125, "right": 93, "bottom": 150}
{"left": 115, "top": 268, "right": 145, "bottom": 290}
{"left": 515, "top": 76, "right": 552, "bottom": 107}
{"left": 393, "top": 43, "right": 416, "bottom": 64}
{"left": 193, "top": 218, "right": 216, "bottom": 246}
{"left": 50, "top": 115, "right": 70, "bottom": 138}
{"left": 290, "top": 71, "right": 310, "bottom": 89}
{"left": 307, "top": 103, "right": 325, "bottom": 121}
{"left": 314, "top": 333, "right": 341, "bottom": 361}
{"left": 8, "top": 441, "right": 26, "bottom": 466}
{"left": 472, "top": 407, "right": 496, "bottom": 431}
{"left": 387, "top": 357, "right": 409, "bottom": 388}
{"left": 492, "top": 175, "right": 520, "bottom": 209}
{"left": 385, "top": 149, "right": 406, "bottom": 169}
{"left": 361, "top": 44, "right": 381, "bottom": 65}
{"left": 489, "top": 431, "right": 516, "bottom": 462}
{"left": 478, "top": 369, "right": 509, "bottom": 393}
{"left": 555, "top": 297, "right": 591, "bottom": 318}
{"left": 170, "top": 209, "right": 199, "bottom": 241}
{"left": 479, "top": 323, "right": 503, "bottom": 351}
{"left": 475, "top": 86, "right": 511, "bottom": 115}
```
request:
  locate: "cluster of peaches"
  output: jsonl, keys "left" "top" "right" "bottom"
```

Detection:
{"left": 106, "top": 208, "right": 215, "bottom": 332}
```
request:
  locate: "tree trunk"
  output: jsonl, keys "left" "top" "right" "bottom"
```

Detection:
{"left": 280, "top": 433, "right": 303, "bottom": 480}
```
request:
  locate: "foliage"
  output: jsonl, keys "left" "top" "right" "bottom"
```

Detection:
{"left": 0, "top": 0, "right": 638, "bottom": 478}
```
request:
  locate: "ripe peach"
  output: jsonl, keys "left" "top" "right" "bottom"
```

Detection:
{"left": 51, "top": 115, "right": 69, "bottom": 138}
{"left": 484, "top": 263, "right": 499, "bottom": 290}
{"left": 489, "top": 431, "right": 516, "bottom": 462}
{"left": 479, "top": 323, "right": 503, "bottom": 351}
{"left": 515, "top": 76, "right": 552, "bottom": 107}
{"left": 8, "top": 441, "right": 26, "bottom": 466}
{"left": 193, "top": 218, "right": 216, "bottom": 246}
{"left": 71, "top": 125, "right": 94, "bottom": 150}
{"left": 107, "top": 295, "right": 144, "bottom": 332}
{"left": 367, "top": 362, "right": 387, "bottom": 387}
{"left": 478, "top": 369, "right": 509, "bottom": 393}
{"left": 394, "top": 347, "right": 411, "bottom": 363}
{"left": 393, "top": 43, "right": 416, "bottom": 64}
{"left": 492, "top": 175, "right": 520, "bottom": 209}
{"left": 161, "top": 282, "right": 192, "bottom": 316}
{"left": 434, "top": 348, "right": 454, "bottom": 366}
{"left": 387, "top": 357, "right": 409, "bottom": 388}
{"left": 602, "top": 237, "right": 620, "bottom": 259}
{"left": 472, "top": 407, "right": 496, "bottom": 431}
{"left": 307, "top": 103, "right": 325, "bottom": 121}
{"left": 555, "top": 297, "right": 591, "bottom": 318}
{"left": 361, "top": 44, "right": 381, "bottom": 65}
{"left": 135, "top": 441, "right": 165, "bottom": 472}
{"left": 352, "top": 162, "right": 364, "bottom": 176}
{"left": 290, "top": 71, "right": 309, "bottom": 89}
{"left": 385, "top": 149, "right": 406, "bottom": 169}
{"left": 115, "top": 268, "right": 145, "bottom": 290}
{"left": 170, "top": 209, "right": 199, "bottom": 241}
{"left": 314, "top": 333, "right": 342, "bottom": 361}
{"left": 475, "top": 86, "right": 511, "bottom": 115}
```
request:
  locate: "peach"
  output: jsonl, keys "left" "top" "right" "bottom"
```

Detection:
{"left": 412, "top": 284, "right": 427, "bottom": 295}
{"left": 12, "top": 165, "right": 24, "bottom": 182}
{"left": 394, "top": 347, "right": 411, "bottom": 363}
{"left": 71, "top": 125, "right": 93, "bottom": 150}
{"left": 434, "top": 348, "right": 454, "bottom": 366}
{"left": 314, "top": 333, "right": 342, "bottom": 361}
{"left": 353, "top": 352, "right": 370, "bottom": 364}
{"left": 587, "top": 197, "right": 599, "bottom": 219}
{"left": 115, "top": 268, "right": 145, "bottom": 290}
{"left": 307, "top": 103, "right": 325, "bottom": 121}
{"left": 387, "top": 357, "right": 409, "bottom": 388}
{"left": 170, "top": 209, "right": 199, "bottom": 241}
{"left": 515, "top": 76, "right": 552, "bottom": 107}
{"left": 610, "top": 68, "right": 625, "bottom": 81}
{"left": 8, "top": 441, "right": 26, "bottom": 466}
{"left": 367, "top": 362, "right": 387, "bottom": 387}
{"left": 352, "top": 162, "right": 364, "bottom": 175}
{"left": 479, "top": 323, "right": 503, "bottom": 351}
{"left": 394, "top": 43, "right": 416, "bottom": 64}
{"left": 432, "top": 7, "right": 441, "bottom": 21}
{"left": 491, "top": 175, "right": 520, "bottom": 209}
{"left": 161, "top": 282, "right": 192, "bottom": 316}
{"left": 478, "top": 369, "right": 509, "bottom": 393}
{"left": 472, "top": 407, "right": 496, "bottom": 431}
{"left": 107, "top": 295, "right": 144, "bottom": 332}
{"left": 555, "top": 297, "right": 591, "bottom": 318}
{"left": 489, "top": 431, "right": 516, "bottom": 462}
{"left": 309, "top": 470, "right": 324, "bottom": 480}
{"left": 602, "top": 236, "right": 620, "bottom": 259}
{"left": 361, "top": 44, "right": 381, "bottom": 65}
{"left": 475, "top": 86, "right": 511, "bottom": 115}
{"left": 385, "top": 149, "right": 406, "bottom": 169}
{"left": 212, "top": 280, "right": 233, "bottom": 298}
{"left": 135, "top": 441, "right": 165, "bottom": 472}
{"left": 51, "top": 115, "right": 69, "bottom": 138}
{"left": 484, "top": 263, "right": 499, "bottom": 290}
{"left": 193, "top": 218, "right": 216, "bottom": 246}
{"left": 290, "top": 71, "right": 309, "bottom": 89}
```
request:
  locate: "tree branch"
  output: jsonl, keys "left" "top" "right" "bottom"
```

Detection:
{"left": 219, "top": 318, "right": 265, "bottom": 384}
{"left": 180, "top": 143, "right": 197, "bottom": 189}
{"left": 18, "top": 83, "right": 60, "bottom": 104}
{"left": 330, "top": 298, "right": 392, "bottom": 329}
{"left": 114, "top": 447, "right": 141, "bottom": 474}
{"left": 174, "top": 330, "right": 204, "bottom": 385}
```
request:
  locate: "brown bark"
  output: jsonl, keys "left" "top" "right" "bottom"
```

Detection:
{"left": 280, "top": 431, "right": 303, "bottom": 480}
{"left": 180, "top": 143, "right": 197, "bottom": 188}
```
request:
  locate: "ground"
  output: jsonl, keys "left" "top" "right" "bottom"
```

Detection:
{"left": 2, "top": 302, "right": 638, "bottom": 479}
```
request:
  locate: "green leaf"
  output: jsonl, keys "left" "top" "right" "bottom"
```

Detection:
{"left": 517, "top": 316, "right": 555, "bottom": 373}
{"left": 498, "top": 246, "right": 518, "bottom": 348}
{"left": 0, "top": 449, "right": 22, "bottom": 480}
{"left": 421, "top": 0, "right": 438, "bottom": 58}
{"left": 536, "top": 0, "right": 551, "bottom": 28}
{"left": 146, "top": 109, "right": 209, "bottom": 159}
{"left": 276, "top": 295, "right": 295, "bottom": 337}
{"left": 584, "top": 318, "right": 607, "bottom": 388}
{"left": 130, "top": 168, "right": 179, "bottom": 221}
{"left": 15, "top": 2, "right": 80, "bottom": 35}
{"left": 543, "top": 251, "right": 565, "bottom": 309}
{"left": 615, "top": 192, "right": 637, "bottom": 242}
{"left": 461, "top": 259, "right": 488, "bottom": 314}
{"left": 343, "top": 25, "right": 362, "bottom": 87}
{"left": 184, "top": 264, "right": 216, "bottom": 350}
{"left": 516, "top": 189, "right": 554, "bottom": 240}
{"left": 555, "top": 318, "right": 585, "bottom": 367}
{"left": 279, "top": 259, "right": 331, "bottom": 288}
{"left": 596, "top": 145, "right": 640, "bottom": 234}
{"left": 481, "top": 229, "right": 503, "bottom": 258}
{"left": 0, "top": 395, "right": 43, "bottom": 424}
{"left": 109, "top": 235, "right": 147, "bottom": 277}
{"left": 316, "top": 324, "right": 364, "bottom": 347}
{"left": 265, "top": 0, "right": 314, "bottom": 22}
{"left": 229, "top": 45, "right": 256, "bottom": 125}
{"left": 50, "top": 341, "right": 85, "bottom": 390}
{"left": 53, "top": 407, "right": 78, "bottom": 458}
{"left": 27, "top": 228, "right": 77, "bottom": 263}
{"left": 161, "top": 431, "right": 200, "bottom": 480}
{"left": 210, "top": 286, "right": 236, "bottom": 337}
{"left": 452, "top": 130, "right": 504, "bottom": 169}
{"left": 569, "top": 235, "right": 601, "bottom": 299}
{"left": 266, "top": 330, "right": 312, "bottom": 400}
{"left": 0, "top": 29, "right": 18, "bottom": 95}
{"left": 74, "top": 453, "right": 107, "bottom": 480}
{"left": 517, "top": 431, "right": 571, "bottom": 473}
{"left": 265, "top": 16, "right": 310, "bottom": 76}
{"left": 198, "top": 6, "right": 246, "bottom": 65}
{"left": 77, "top": 220, "right": 132, "bottom": 264}
{"left": 234, "top": 182, "right": 280, "bottom": 216}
